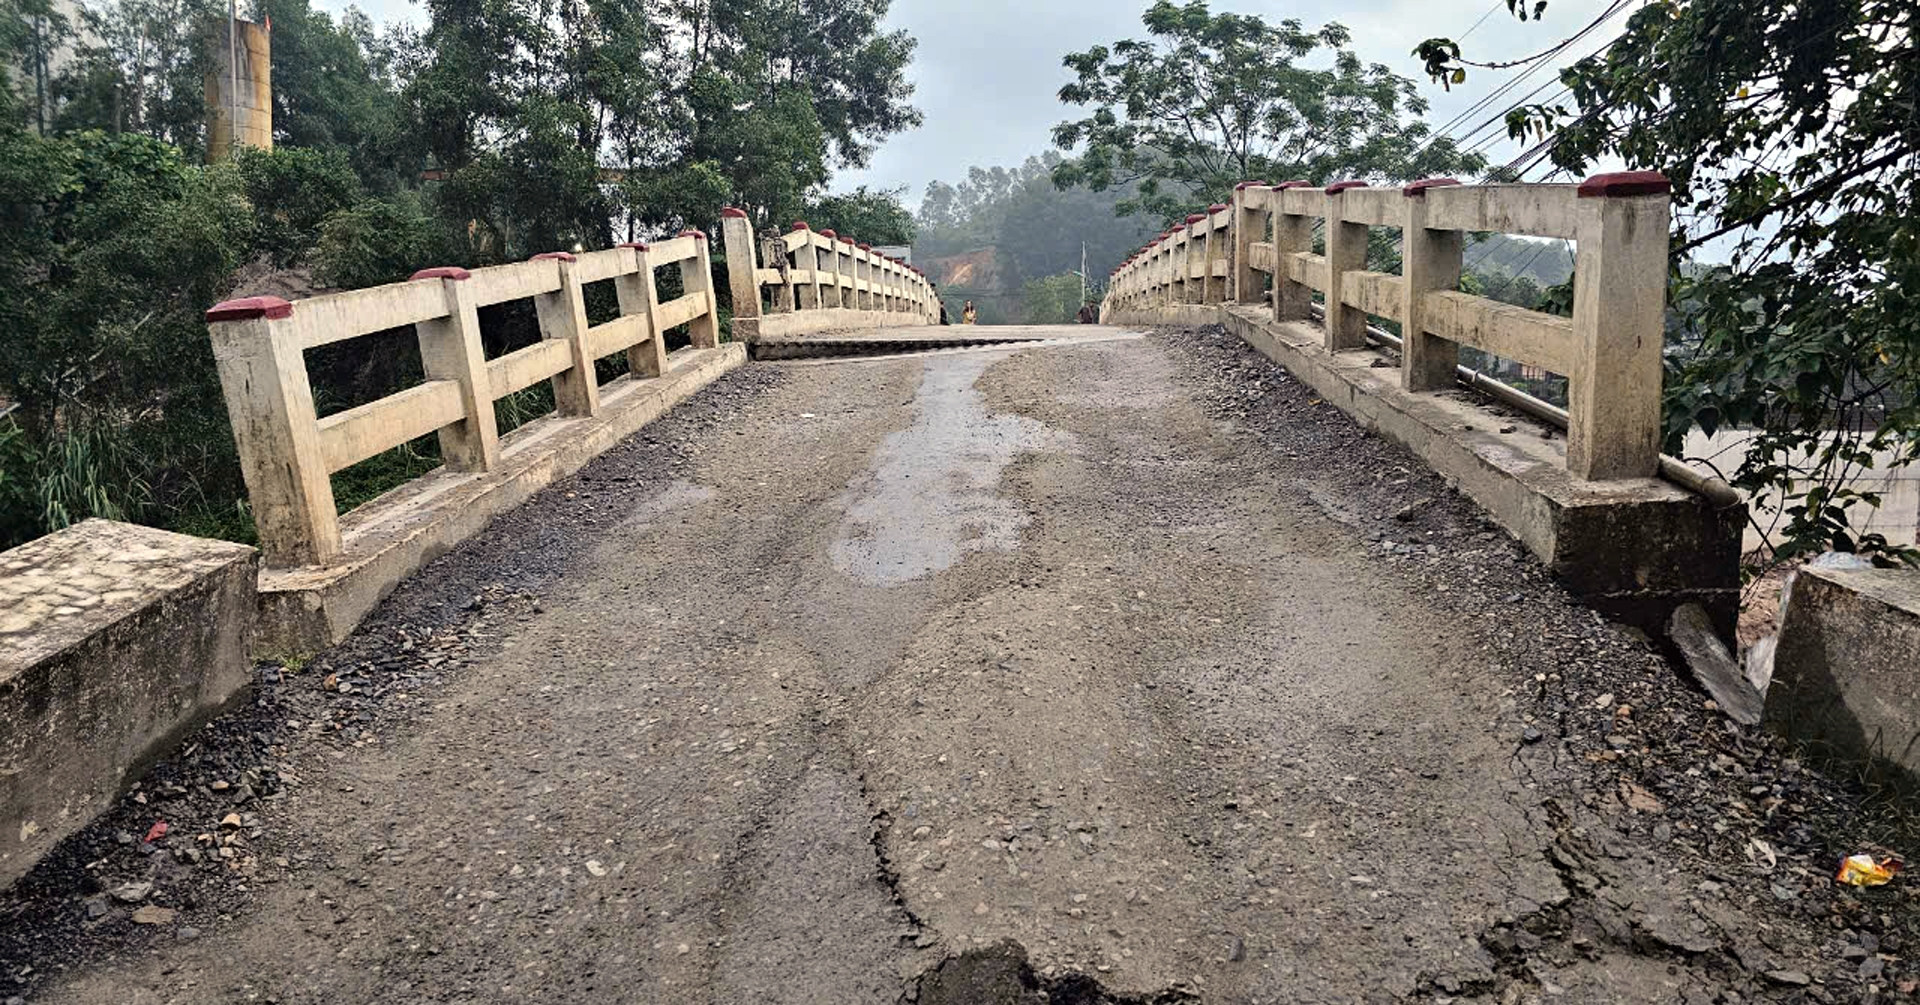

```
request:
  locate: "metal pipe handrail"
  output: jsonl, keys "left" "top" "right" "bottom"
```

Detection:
{"left": 1299, "top": 302, "right": 1743, "bottom": 510}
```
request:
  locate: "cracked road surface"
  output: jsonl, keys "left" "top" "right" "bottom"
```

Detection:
{"left": 39, "top": 330, "right": 1748, "bottom": 1003}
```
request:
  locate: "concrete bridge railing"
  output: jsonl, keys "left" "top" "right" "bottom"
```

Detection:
{"left": 206, "top": 236, "right": 724, "bottom": 570}
{"left": 1105, "top": 173, "right": 1671, "bottom": 482}
{"left": 721, "top": 208, "right": 940, "bottom": 340}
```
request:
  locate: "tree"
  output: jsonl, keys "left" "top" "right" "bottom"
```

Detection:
{"left": 0, "top": 0, "right": 71, "bottom": 132}
{"left": 1050, "top": 0, "right": 1484, "bottom": 221}
{"left": 0, "top": 128, "right": 253, "bottom": 546}
{"left": 1021, "top": 273, "right": 1084, "bottom": 325}
{"left": 1419, "top": 0, "right": 1919, "bottom": 565}
{"left": 395, "top": 0, "right": 919, "bottom": 250}
{"left": 251, "top": 0, "right": 412, "bottom": 188}
{"left": 51, "top": 0, "right": 220, "bottom": 148}
{"left": 804, "top": 185, "right": 914, "bottom": 245}
{"left": 706, "top": 0, "right": 920, "bottom": 171}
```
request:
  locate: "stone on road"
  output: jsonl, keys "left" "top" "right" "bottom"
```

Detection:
{"left": 27, "top": 328, "right": 1841, "bottom": 1004}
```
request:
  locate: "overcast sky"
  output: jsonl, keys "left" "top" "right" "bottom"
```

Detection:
{"left": 319, "top": 0, "right": 1625, "bottom": 204}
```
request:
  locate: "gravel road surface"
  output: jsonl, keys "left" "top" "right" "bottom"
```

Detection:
{"left": 12, "top": 327, "right": 1913, "bottom": 1005}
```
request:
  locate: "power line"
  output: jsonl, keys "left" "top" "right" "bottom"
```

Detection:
{"left": 1458, "top": 0, "right": 1635, "bottom": 71}
{"left": 1457, "top": 0, "right": 1506, "bottom": 44}
{"left": 1460, "top": 82, "right": 1571, "bottom": 155}
{"left": 1414, "top": 0, "right": 1634, "bottom": 159}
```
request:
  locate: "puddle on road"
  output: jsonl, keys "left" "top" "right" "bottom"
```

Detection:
{"left": 831, "top": 353, "right": 1069, "bottom": 586}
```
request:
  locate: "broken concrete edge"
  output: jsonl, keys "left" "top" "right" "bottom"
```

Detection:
{"left": 0, "top": 520, "right": 258, "bottom": 889}
{"left": 734, "top": 308, "right": 936, "bottom": 341}
{"left": 1765, "top": 564, "right": 1920, "bottom": 788}
{"left": 1106, "top": 304, "right": 1742, "bottom": 640}
{"left": 1668, "top": 603, "right": 1763, "bottom": 725}
{"left": 254, "top": 344, "right": 747, "bottom": 655}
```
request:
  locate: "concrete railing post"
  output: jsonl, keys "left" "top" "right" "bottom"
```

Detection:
{"left": 793, "top": 223, "right": 821, "bottom": 310}
{"left": 862, "top": 245, "right": 874, "bottom": 313}
{"left": 1178, "top": 218, "right": 1199, "bottom": 303}
{"left": 1322, "top": 181, "right": 1370, "bottom": 350}
{"left": 720, "top": 207, "right": 759, "bottom": 322}
{"left": 205, "top": 296, "right": 341, "bottom": 567}
{"left": 1161, "top": 234, "right": 1173, "bottom": 306}
{"left": 411, "top": 267, "right": 501, "bottom": 471}
{"left": 678, "top": 229, "right": 722, "bottom": 349}
{"left": 531, "top": 252, "right": 600, "bottom": 417}
{"left": 1569, "top": 172, "right": 1671, "bottom": 480}
{"left": 1400, "top": 178, "right": 1465, "bottom": 392}
{"left": 1234, "top": 182, "right": 1269, "bottom": 305}
{"left": 614, "top": 242, "right": 669, "bottom": 378}
{"left": 1271, "top": 182, "right": 1313, "bottom": 322}
{"left": 1202, "top": 205, "right": 1228, "bottom": 303}
{"left": 818, "top": 230, "right": 843, "bottom": 309}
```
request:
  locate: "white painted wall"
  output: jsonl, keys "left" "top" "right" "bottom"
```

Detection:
{"left": 1682, "top": 429, "right": 1920, "bottom": 550}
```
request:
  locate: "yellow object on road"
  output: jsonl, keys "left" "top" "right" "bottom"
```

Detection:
{"left": 1837, "top": 854, "right": 1901, "bottom": 887}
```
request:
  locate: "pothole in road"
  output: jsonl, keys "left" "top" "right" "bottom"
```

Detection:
{"left": 907, "top": 940, "right": 1198, "bottom": 1005}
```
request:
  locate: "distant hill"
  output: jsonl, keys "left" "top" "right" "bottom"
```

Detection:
{"left": 924, "top": 247, "right": 1003, "bottom": 289}
{"left": 1463, "top": 234, "right": 1574, "bottom": 286}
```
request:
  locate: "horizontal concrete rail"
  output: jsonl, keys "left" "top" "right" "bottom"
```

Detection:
{"left": 207, "top": 235, "right": 724, "bottom": 570}
{"left": 720, "top": 207, "right": 941, "bottom": 340}
{"left": 1104, "top": 172, "right": 1672, "bottom": 483}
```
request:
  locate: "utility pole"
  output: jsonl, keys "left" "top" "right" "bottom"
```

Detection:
{"left": 229, "top": 0, "right": 239, "bottom": 152}
{"left": 1079, "top": 241, "right": 1087, "bottom": 307}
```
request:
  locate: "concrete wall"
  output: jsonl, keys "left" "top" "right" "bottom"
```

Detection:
{"left": 1765, "top": 565, "right": 1920, "bottom": 782}
{"left": 0, "top": 520, "right": 257, "bottom": 887}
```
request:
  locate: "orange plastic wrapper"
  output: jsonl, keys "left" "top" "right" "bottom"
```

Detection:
{"left": 1836, "top": 854, "right": 1902, "bottom": 887}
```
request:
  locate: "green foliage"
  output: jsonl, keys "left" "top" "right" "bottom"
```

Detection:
{"left": 707, "top": 0, "right": 920, "bottom": 171}
{"left": 804, "top": 185, "right": 914, "bottom": 246}
{"left": 233, "top": 145, "right": 362, "bottom": 266}
{"left": 252, "top": 0, "right": 413, "bottom": 189}
{"left": 1052, "top": 0, "right": 1484, "bottom": 222}
{"left": 314, "top": 190, "right": 457, "bottom": 288}
{"left": 1432, "top": 0, "right": 1918, "bottom": 565}
{"left": 400, "top": 0, "right": 917, "bottom": 244}
{"left": 0, "top": 128, "right": 251, "bottom": 548}
{"left": 1021, "top": 273, "right": 1086, "bottom": 325}
{"left": 0, "top": 0, "right": 71, "bottom": 131}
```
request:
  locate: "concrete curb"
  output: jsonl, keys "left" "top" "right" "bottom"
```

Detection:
{"left": 1109, "top": 303, "right": 1742, "bottom": 637}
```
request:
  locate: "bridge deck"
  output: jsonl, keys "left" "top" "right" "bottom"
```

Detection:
{"left": 24, "top": 326, "right": 1845, "bottom": 1002}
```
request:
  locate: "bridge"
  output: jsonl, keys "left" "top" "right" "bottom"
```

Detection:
{"left": 3, "top": 175, "right": 1919, "bottom": 1004}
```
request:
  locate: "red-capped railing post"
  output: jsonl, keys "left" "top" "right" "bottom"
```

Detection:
{"left": 1202, "top": 203, "right": 1230, "bottom": 303}
{"left": 411, "top": 265, "right": 502, "bottom": 471}
{"left": 615, "top": 242, "right": 669, "bottom": 378}
{"left": 204, "top": 296, "right": 341, "bottom": 567}
{"left": 1322, "top": 180, "right": 1371, "bottom": 350}
{"left": 1569, "top": 171, "right": 1671, "bottom": 480}
{"left": 1401, "top": 178, "right": 1465, "bottom": 392}
{"left": 1180, "top": 215, "right": 1204, "bottom": 304}
{"left": 1270, "top": 182, "right": 1314, "bottom": 322}
{"left": 1233, "top": 183, "right": 1270, "bottom": 305}
{"left": 530, "top": 252, "right": 599, "bottom": 417}
{"left": 677, "top": 229, "right": 721, "bottom": 349}
{"left": 817, "top": 230, "right": 844, "bottom": 309}
{"left": 792, "top": 223, "right": 822, "bottom": 310}
{"left": 719, "top": 207, "right": 760, "bottom": 323}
